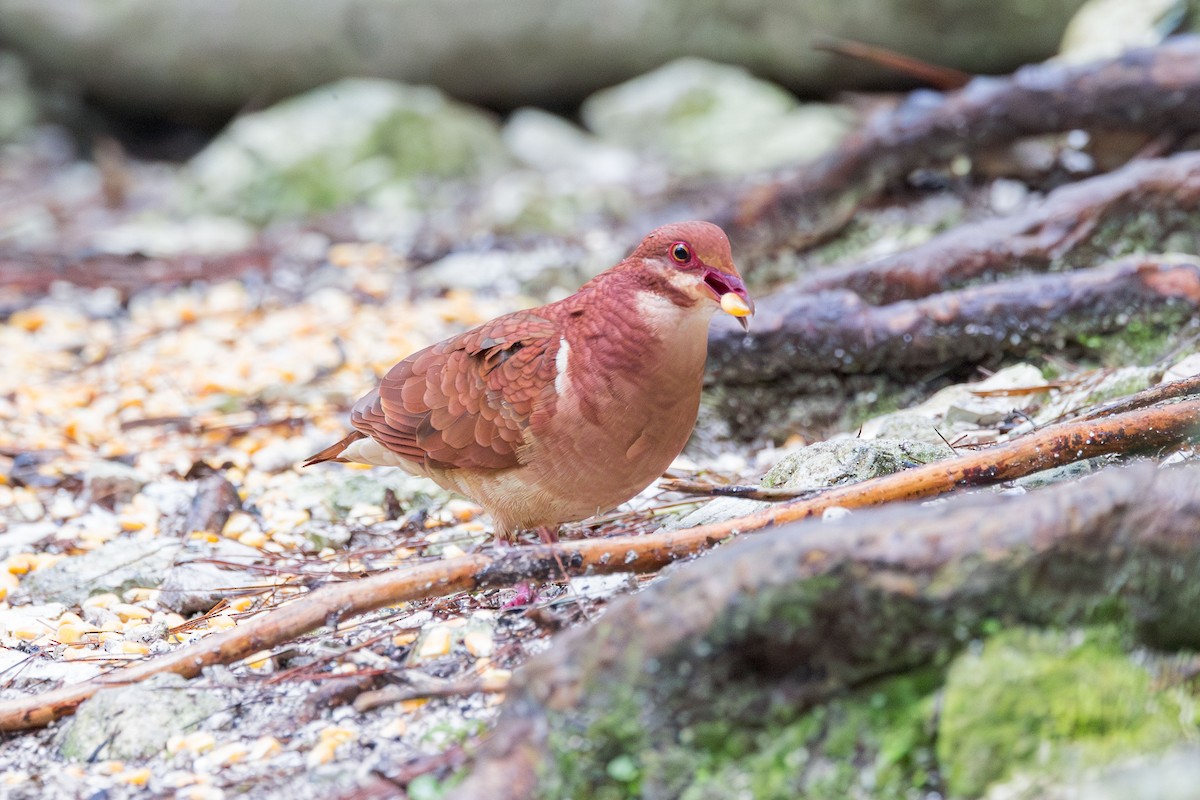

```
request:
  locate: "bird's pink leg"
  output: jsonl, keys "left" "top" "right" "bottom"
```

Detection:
{"left": 500, "top": 526, "right": 560, "bottom": 608}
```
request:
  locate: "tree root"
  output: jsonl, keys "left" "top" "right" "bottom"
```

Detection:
{"left": 722, "top": 36, "right": 1200, "bottom": 256}
{"left": 709, "top": 256, "right": 1200, "bottom": 383}
{"left": 454, "top": 462, "right": 1200, "bottom": 799}
{"left": 796, "top": 151, "right": 1200, "bottom": 305}
{"left": 0, "top": 395, "right": 1196, "bottom": 732}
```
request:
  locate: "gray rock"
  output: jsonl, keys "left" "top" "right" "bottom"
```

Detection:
{"left": 0, "top": 636, "right": 102, "bottom": 687}
{"left": 83, "top": 460, "right": 148, "bottom": 507}
{"left": 21, "top": 537, "right": 182, "bottom": 606}
{"left": 58, "top": 673, "right": 220, "bottom": 761}
{"left": 993, "top": 745, "right": 1200, "bottom": 800}
{"left": 860, "top": 411, "right": 954, "bottom": 448}
{"left": 581, "top": 58, "right": 850, "bottom": 176}
{"left": 288, "top": 470, "right": 450, "bottom": 521}
{"left": 187, "top": 78, "right": 509, "bottom": 221}
{"left": 416, "top": 245, "right": 597, "bottom": 296}
{"left": 502, "top": 107, "right": 639, "bottom": 183}
{"left": 671, "top": 437, "right": 949, "bottom": 528}
{"left": 0, "top": 50, "right": 34, "bottom": 142}
{"left": 1058, "top": 0, "right": 1186, "bottom": 63}
{"left": 0, "top": 521, "right": 55, "bottom": 560}
{"left": 761, "top": 437, "right": 950, "bottom": 490}
{"left": 158, "top": 539, "right": 266, "bottom": 615}
{"left": 0, "top": 0, "right": 1086, "bottom": 115}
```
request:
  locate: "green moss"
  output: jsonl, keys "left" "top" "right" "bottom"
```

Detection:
{"left": 939, "top": 627, "right": 1197, "bottom": 798}
{"left": 1076, "top": 312, "right": 1197, "bottom": 367}
{"left": 668, "top": 669, "right": 943, "bottom": 800}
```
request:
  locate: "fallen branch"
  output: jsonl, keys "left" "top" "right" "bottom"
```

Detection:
{"left": 796, "top": 152, "right": 1200, "bottom": 304}
{"left": 1, "top": 396, "right": 1196, "bottom": 731}
{"left": 1079, "top": 372, "right": 1200, "bottom": 420}
{"left": 722, "top": 36, "right": 1200, "bottom": 255}
{"left": 0, "top": 249, "right": 271, "bottom": 303}
{"left": 708, "top": 256, "right": 1200, "bottom": 383}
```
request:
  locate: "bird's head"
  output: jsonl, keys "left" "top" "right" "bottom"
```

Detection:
{"left": 627, "top": 221, "right": 754, "bottom": 331}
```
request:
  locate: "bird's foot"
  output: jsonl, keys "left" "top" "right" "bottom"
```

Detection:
{"left": 502, "top": 582, "right": 539, "bottom": 609}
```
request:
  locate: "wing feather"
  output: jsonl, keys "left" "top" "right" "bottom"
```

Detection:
{"left": 349, "top": 311, "right": 561, "bottom": 471}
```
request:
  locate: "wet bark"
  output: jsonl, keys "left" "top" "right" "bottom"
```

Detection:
{"left": 722, "top": 37, "right": 1200, "bottom": 257}
{"left": 708, "top": 256, "right": 1200, "bottom": 384}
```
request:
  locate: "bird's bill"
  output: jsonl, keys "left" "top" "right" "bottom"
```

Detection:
{"left": 703, "top": 268, "right": 754, "bottom": 331}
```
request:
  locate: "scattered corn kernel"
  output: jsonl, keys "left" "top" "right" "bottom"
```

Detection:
{"left": 307, "top": 726, "right": 356, "bottom": 767}
{"left": 9, "top": 624, "right": 43, "bottom": 641}
{"left": 245, "top": 651, "right": 273, "bottom": 671}
{"left": 119, "top": 641, "right": 150, "bottom": 655}
{"left": 118, "top": 767, "right": 152, "bottom": 787}
{"left": 463, "top": 630, "right": 494, "bottom": 658}
{"left": 227, "top": 596, "right": 256, "bottom": 613}
{"left": 113, "top": 603, "right": 154, "bottom": 621}
{"left": 56, "top": 623, "right": 85, "bottom": 644}
{"left": 124, "top": 587, "right": 160, "bottom": 604}
{"left": 63, "top": 645, "right": 97, "bottom": 661}
{"left": 221, "top": 511, "right": 254, "bottom": 538}
{"left": 481, "top": 668, "right": 512, "bottom": 692}
{"left": 416, "top": 626, "right": 453, "bottom": 659}
{"left": 5, "top": 553, "right": 37, "bottom": 575}
{"left": 168, "top": 731, "right": 216, "bottom": 756}
{"left": 82, "top": 593, "right": 120, "bottom": 610}
{"left": 247, "top": 736, "right": 282, "bottom": 761}
{"left": 207, "top": 742, "right": 248, "bottom": 767}
{"left": 237, "top": 530, "right": 267, "bottom": 548}
{"left": 392, "top": 631, "right": 418, "bottom": 648}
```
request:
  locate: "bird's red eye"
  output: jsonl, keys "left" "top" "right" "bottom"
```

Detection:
{"left": 670, "top": 242, "right": 692, "bottom": 264}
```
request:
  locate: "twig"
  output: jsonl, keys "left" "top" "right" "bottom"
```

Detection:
{"left": 0, "top": 397, "right": 1196, "bottom": 731}
{"left": 657, "top": 480, "right": 822, "bottom": 501}
{"left": 813, "top": 37, "right": 972, "bottom": 90}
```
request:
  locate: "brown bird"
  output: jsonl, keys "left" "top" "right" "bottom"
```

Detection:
{"left": 304, "top": 221, "right": 753, "bottom": 544}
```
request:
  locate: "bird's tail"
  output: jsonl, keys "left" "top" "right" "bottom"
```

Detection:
{"left": 302, "top": 431, "right": 367, "bottom": 467}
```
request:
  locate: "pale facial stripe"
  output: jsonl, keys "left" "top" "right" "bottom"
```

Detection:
{"left": 555, "top": 336, "right": 571, "bottom": 395}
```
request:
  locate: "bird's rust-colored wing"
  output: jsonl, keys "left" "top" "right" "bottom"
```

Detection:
{"left": 350, "top": 311, "right": 562, "bottom": 470}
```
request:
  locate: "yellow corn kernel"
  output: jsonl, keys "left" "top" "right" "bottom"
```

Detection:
{"left": 113, "top": 603, "right": 154, "bottom": 621}
{"left": 118, "top": 767, "right": 152, "bottom": 787}
{"left": 481, "top": 668, "right": 512, "bottom": 692}
{"left": 245, "top": 651, "right": 273, "bottom": 671}
{"left": 463, "top": 630, "right": 494, "bottom": 658}
{"left": 82, "top": 593, "right": 120, "bottom": 610}
{"left": 56, "top": 623, "right": 85, "bottom": 644}
{"left": 228, "top": 596, "right": 256, "bottom": 613}
{"left": 416, "top": 626, "right": 453, "bottom": 659}
{"left": 247, "top": 736, "right": 282, "bottom": 761}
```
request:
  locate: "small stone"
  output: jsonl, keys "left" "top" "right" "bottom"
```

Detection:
{"left": 21, "top": 538, "right": 182, "bottom": 607}
{"left": 59, "top": 673, "right": 221, "bottom": 761}
{"left": 84, "top": 461, "right": 148, "bottom": 507}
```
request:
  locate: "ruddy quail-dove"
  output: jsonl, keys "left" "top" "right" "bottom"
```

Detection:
{"left": 304, "top": 221, "right": 753, "bottom": 544}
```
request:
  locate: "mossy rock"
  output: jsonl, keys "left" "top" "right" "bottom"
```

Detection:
{"left": 538, "top": 668, "right": 943, "bottom": 800}
{"left": 581, "top": 57, "right": 849, "bottom": 176}
{"left": 188, "top": 78, "right": 509, "bottom": 222}
{"left": 938, "top": 627, "right": 1198, "bottom": 798}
